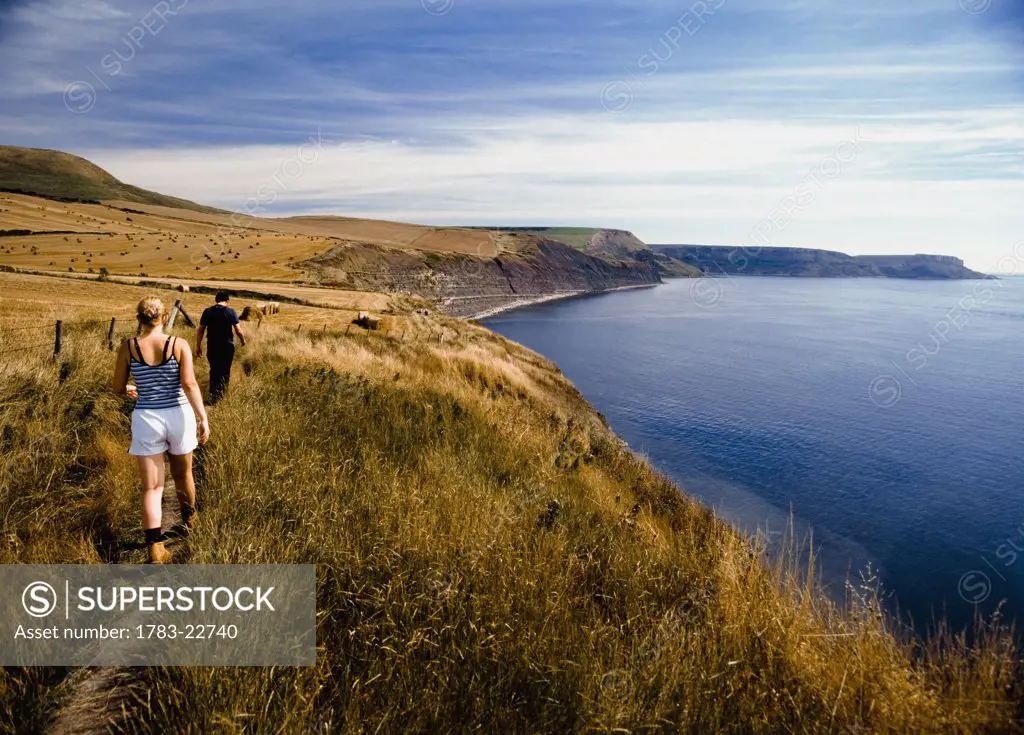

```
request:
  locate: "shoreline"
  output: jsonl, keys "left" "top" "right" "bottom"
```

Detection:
{"left": 469, "top": 283, "right": 659, "bottom": 320}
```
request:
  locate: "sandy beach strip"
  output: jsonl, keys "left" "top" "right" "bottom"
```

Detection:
{"left": 467, "top": 283, "right": 659, "bottom": 320}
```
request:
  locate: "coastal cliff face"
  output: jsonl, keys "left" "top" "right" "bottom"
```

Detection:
{"left": 508, "top": 227, "right": 703, "bottom": 279}
{"left": 583, "top": 230, "right": 703, "bottom": 278}
{"left": 853, "top": 254, "right": 986, "bottom": 279}
{"left": 300, "top": 237, "right": 662, "bottom": 316}
{"left": 652, "top": 245, "right": 987, "bottom": 279}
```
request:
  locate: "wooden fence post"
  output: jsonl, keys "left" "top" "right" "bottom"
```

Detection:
{"left": 107, "top": 317, "right": 117, "bottom": 351}
{"left": 167, "top": 299, "right": 183, "bottom": 330}
{"left": 53, "top": 320, "right": 62, "bottom": 358}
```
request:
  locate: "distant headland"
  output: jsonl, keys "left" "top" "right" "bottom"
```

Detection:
{"left": 651, "top": 245, "right": 989, "bottom": 280}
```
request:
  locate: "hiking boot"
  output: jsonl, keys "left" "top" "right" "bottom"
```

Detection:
{"left": 173, "top": 508, "right": 198, "bottom": 537}
{"left": 147, "top": 542, "right": 171, "bottom": 564}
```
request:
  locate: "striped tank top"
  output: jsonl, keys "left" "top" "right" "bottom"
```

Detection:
{"left": 130, "top": 337, "right": 189, "bottom": 410}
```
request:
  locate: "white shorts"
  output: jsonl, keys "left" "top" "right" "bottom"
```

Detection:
{"left": 129, "top": 405, "right": 198, "bottom": 457}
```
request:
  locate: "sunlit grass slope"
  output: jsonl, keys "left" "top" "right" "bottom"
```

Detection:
{"left": 0, "top": 282, "right": 1020, "bottom": 733}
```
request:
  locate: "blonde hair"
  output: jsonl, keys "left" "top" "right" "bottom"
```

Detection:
{"left": 136, "top": 296, "right": 167, "bottom": 327}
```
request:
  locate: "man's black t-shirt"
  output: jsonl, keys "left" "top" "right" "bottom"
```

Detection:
{"left": 200, "top": 305, "right": 239, "bottom": 353}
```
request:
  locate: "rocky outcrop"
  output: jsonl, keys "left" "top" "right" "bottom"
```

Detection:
{"left": 652, "top": 245, "right": 988, "bottom": 280}
{"left": 300, "top": 238, "right": 662, "bottom": 317}
{"left": 584, "top": 231, "right": 701, "bottom": 279}
{"left": 582, "top": 229, "right": 649, "bottom": 258}
{"left": 478, "top": 228, "right": 701, "bottom": 280}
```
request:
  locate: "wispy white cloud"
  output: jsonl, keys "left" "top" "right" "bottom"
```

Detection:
{"left": 0, "top": 0, "right": 1020, "bottom": 268}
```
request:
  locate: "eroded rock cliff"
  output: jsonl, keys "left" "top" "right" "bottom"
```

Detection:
{"left": 300, "top": 238, "right": 662, "bottom": 317}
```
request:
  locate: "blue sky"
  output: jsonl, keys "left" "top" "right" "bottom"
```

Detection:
{"left": 1, "top": 0, "right": 1022, "bottom": 269}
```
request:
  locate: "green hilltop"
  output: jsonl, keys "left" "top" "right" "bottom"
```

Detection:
{"left": 0, "top": 145, "right": 222, "bottom": 213}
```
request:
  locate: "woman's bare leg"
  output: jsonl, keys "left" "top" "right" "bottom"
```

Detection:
{"left": 168, "top": 452, "right": 197, "bottom": 526}
{"left": 137, "top": 454, "right": 166, "bottom": 530}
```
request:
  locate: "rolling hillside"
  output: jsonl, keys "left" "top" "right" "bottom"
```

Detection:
{"left": 0, "top": 147, "right": 662, "bottom": 316}
{"left": 0, "top": 146, "right": 222, "bottom": 213}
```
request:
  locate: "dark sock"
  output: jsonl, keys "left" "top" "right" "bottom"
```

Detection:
{"left": 180, "top": 505, "right": 195, "bottom": 526}
{"left": 144, "top": 527, "right": 163, "bottom": 545}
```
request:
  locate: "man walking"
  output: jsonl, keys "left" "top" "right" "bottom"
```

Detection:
{"left": 196, "top": 292, "right": 246, "bottom": 403}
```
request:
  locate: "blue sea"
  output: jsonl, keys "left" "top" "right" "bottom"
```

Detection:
{"left": 486, "top": 276, "right": 1024, "bottom": 632}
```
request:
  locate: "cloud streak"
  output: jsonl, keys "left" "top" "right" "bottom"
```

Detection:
{"left": 0, "top": 0, "right": 1020, "bottom": 268}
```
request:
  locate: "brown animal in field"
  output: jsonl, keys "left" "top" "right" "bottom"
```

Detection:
{"left": 354, "top": 312, "right": 381, "bottom": 330}
{"left": 240, "top": 306, "right": 263, "bottom": 323}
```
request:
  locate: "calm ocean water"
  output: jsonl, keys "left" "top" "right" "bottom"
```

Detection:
{"left": 486, "top": 276, "right": 1024, "bottom": 632}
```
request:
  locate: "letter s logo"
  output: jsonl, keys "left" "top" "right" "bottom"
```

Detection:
{"left": 22, "top": 581, "right": 57, "bottom": 618}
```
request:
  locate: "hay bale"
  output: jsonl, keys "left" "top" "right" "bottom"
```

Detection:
{"left": 177, "top": 284, "right": 190, "bottom": 293}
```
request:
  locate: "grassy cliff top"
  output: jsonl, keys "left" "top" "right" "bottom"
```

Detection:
{"left": 0, "top": 145, "right": 223, "bottom": 213}
{"left": 0, "top": 271, "right": 1019, "bottom": 733}
{"left": 462, "top": 227, "right": 649, "bottom": 253}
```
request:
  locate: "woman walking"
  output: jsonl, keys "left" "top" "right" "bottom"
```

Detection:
{"left": 112, "top": 296, "right": 210, "bottom": 563}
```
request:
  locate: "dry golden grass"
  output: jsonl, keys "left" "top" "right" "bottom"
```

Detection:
{"left": 0, "top": 196, "right": 308, "bottom": 282}
{"left": 0, "top": 275, "right": 475, "bottom": 362}
{"left": 0, "top": 193, "right": 529, "bottom": 282}
{"left": 6, "top": 269, "right": 395, "bottom": 313}
{"left": 0, "top": 272, "right": 187, "bottom": 330}
{"left": 0, "top": 272, "right": 443, "bottom": 365}
{"left": 0, "top": 283, "right": 1021, "bottom": 733}
{"left": 277, "top": 215, "right": 507, "bottom": 255}
{"left": 0, "top": 194, "right": 332, "bottom": 280}
{"left": 115, "top": 276, "right": 393, "bottom": 313}
{"left": 0, "top": 193, "right": 138, "bottom": 234}
{"left": 105, "top": 202, "right": 520, "bottom": 256}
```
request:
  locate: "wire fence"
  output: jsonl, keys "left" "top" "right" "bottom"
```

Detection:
{"left": 0, "top": 324, "right": 53, "bottom": 333}
{"left": 0, "top": 343, "right": 54, "bottom": 356}
{"left": 0, "top": 298, "right": 448, "bottom": 361}
{"left": 0, "top": 320, "right": 57, "bottom": 358}
{"left": 0, "top": 298, "right": 197, "bottom": 361}
{"left": 0, "top": 319, "right": 115, "bottom": 360}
